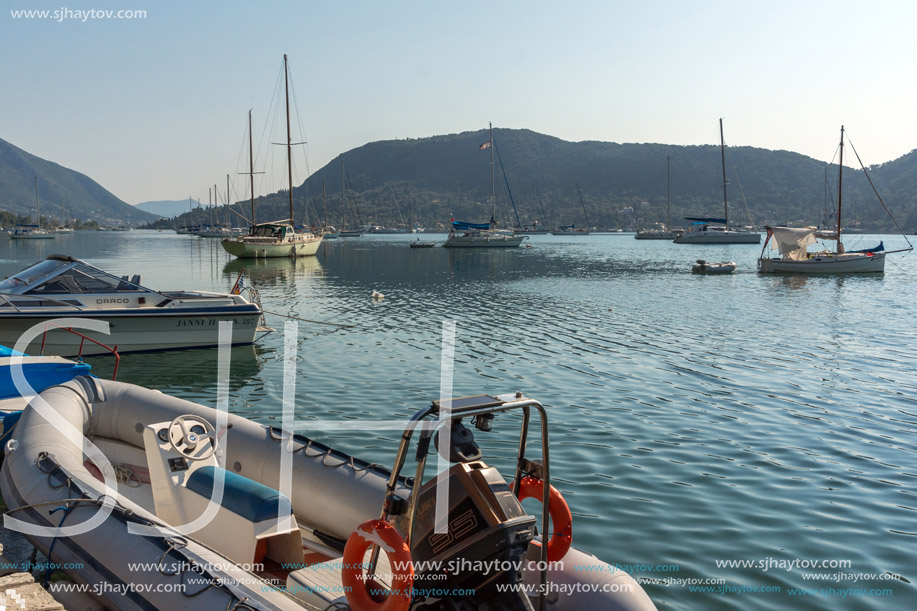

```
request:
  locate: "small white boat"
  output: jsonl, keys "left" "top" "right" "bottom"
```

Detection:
{"left": 9, "top": 226, "right": 56, "bottom": 240}
{"left": 0, "top": 255, "right": 265, "bottom": 356}
{"left": 0, "top": 379, "right": 657, "bottom": 611}
{"left": 692, "top": 259, "right": 736, "bottom": 274}
{"left": 758, "top": 127, "right": 912, "bottom": 274}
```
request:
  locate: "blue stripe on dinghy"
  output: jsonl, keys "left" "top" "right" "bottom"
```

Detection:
{"left": 186, "top": 466, "right": 292, "bottom": 522}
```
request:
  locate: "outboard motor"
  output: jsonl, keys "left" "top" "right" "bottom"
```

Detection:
{"left": 409, "top": 459, "right": 536, "bottom": 610}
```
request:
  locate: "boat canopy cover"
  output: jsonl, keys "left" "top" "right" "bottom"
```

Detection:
{"left": 0, "top": 256, "right": 152, "bottom": 295}
{"left": 452, "top": 220, "right": 491, "bottom": 230}
{"left": 768, "top": 226, "right": 817, "bottom": 260}
{"left": 684, "top": 217, "right": 726, "bottom": 224}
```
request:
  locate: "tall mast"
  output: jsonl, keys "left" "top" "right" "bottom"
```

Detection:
{"left": 322, "top": 180, "right": 327, "bottom": 232}
{"left": 837, "top": 125, "right": 844, "bottom": 250}
{"left": 489, "top": 122, "right": 495, "bottom": 226}
{"left": 226, "top": 174, "right": 230, "bottom": 226}
{"left": 34, "top": 176, "right": 39, "bottom": 228}
{"left": 719, "top": 118, "right": 728, "bottom": 227}
{"left": 666, "top": 156, "right": 671, "bottom": 231}
{"left": 284, "top": 54, "right": 294, "bottom": 228}
{"left": 248, "top": 110, "right": 255, "bottom": 227}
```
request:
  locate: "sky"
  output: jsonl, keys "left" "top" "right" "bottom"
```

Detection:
{"left": 3, "top": 0, "right": 917, "bottom": 205}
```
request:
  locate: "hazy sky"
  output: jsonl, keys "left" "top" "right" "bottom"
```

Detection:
{"left": 3, "top": 0, "right": 916, "bottom": 205}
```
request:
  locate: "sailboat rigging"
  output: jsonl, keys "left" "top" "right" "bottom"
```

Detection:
{"left": 674, "top": 119, "right": 760, "bottom": 244}
{"left": 758, "top": 126, "right": 913, "bottom": 273}
{"left": 221, "top": 55, "right": 322, "bottom": 258}
{"left": 635, "top": 156, "right": 682, "bottom": 239}
{"left": 443, "top": 123, "right": 526, "bottom": 248}
{"left": 10, "top": 177, "right": 56, "bottom": 239}
{"left": 551, "top": 179, "right": 592, "bottom": 235}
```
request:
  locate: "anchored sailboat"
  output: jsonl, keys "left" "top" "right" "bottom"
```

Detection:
{"left": 551, "top": 179, "right": 592, "bottom": 235}
{"left": 444, "top": 123, "right": 525, "bottom": 248}
{"left": 758, "top": 126, "right": 913, "bottom": 273}
{"left": 674, "top": 119, "right": 760, "bottom": 244}
{"left": 10, "top": 177, "right": 56, "bottom": 240}
{"left": 222, "top": 55, "right": 322, "bottom": 258}
{"left": 636, "top": 156, "right": 682, "bottom": 240}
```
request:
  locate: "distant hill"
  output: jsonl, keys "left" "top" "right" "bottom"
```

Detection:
{"left": 0, "top": 137, "right": 156, "bottom": 225}
{"left": 135, "top": 199, "right": 203, "bottom": 218}
{"left": 146, "top": 128, "right": 917, "bottom": 232}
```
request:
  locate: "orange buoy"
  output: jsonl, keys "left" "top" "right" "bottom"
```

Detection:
{"left": 342, "top": 519, "right": 413, "bottom": 611}
{"left": 514, "top": 476, "right": 573, "bottom": 562}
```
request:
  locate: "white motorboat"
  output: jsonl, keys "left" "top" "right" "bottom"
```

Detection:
{"left": 444, "top": 124, "right": 526, "bottom": 249}
{"left": 0, "top": 378, "right": 657, "bottom": 611}
{"left": 674, "top": 120, "right": 760, "bottom": 245}
{"left": 691, "top": 259, "right": 737, "bottom": 274}
{"left": 758, "top": 127, "right": 912, "bottom": 274}
{"left": 0, "top": 255, "right": 264, "bottom": 356}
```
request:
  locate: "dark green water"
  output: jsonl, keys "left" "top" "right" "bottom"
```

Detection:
{"left": 1, "top": 230, "right": 915, "bottom": 609}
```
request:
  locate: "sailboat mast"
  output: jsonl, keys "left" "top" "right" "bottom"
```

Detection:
{"left": 666, "top": 156, "right": 671, "bottom": 231}
{"left": 226, "top": 174, "right": 230, "bottom": 226}
{"left": 719, "top": 118, "right": 728, "bottom": 227}
{"left": 489, "top": 122, "right": 495, "bottom": 226}
{"left": 284, "top": 54, "right": 295, "bottom": 228}
{"left": 34, "top": 176, "right": 41, "bottom": 228}
{"left": 837, "top": 125, "right": 844, "bottom": 249}
{"left": 248, "top": 110, "right": 255, "bottom": 227}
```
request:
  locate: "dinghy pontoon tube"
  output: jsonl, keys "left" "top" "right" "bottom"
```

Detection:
{"left": 0, "top": 377, "right": 656, "bottom": 611}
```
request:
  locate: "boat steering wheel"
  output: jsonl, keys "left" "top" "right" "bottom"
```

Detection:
{"left": 168, "top": 415, "right": 217, "bottom": 461}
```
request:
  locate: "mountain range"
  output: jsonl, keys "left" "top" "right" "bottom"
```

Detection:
{"left": 157, "top": 128, "right": 917, "bottom": 233}
{"left": 134, "top": 199, "right": 204, "bottom": 218}
{"left": 0, "top": 137, "right": 156, "bottom": 225}
{"left": 4, "top": 129, "right": 917, "bottom": 232}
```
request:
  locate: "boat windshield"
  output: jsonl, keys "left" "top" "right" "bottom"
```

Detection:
{"left": 0, "top": 259, "right": 70, "bottom": 293}
{"left": 252, "top": 225, "right": 286, "bottom": 238}
{"left": 27, "top": 263, "right": 149, "bottom": 294}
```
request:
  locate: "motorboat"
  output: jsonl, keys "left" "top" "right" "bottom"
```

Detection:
{"left": 0, "top": 255, "right": 265, "bottom": 356}
{"left": 691, "top": 259, "right": 736, "bottom": 274}
{"left": 409, "top": 238, "right": 435, "bottom": 248}
{"left": 0, "top": 378, "right": 657, "bottom": 611}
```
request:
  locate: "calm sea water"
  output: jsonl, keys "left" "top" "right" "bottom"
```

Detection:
{"left": 2, "top": 230, "right": 915, "bottom": 609}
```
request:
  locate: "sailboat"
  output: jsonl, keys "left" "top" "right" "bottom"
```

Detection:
{"left": 222, "top": 55, "right": 322, "bottom": 258}
{"left": 674, "top": 119, "right": 760, "bottom": 244}
{"left": 10, "top": 178, "right": 56, "bottom": 240}
{"left": 337, "top": 161, "right": 364, "bottom": 237}
{"left": 758, "top": 126, "right": 913, "bottom": 273}
{"left": 636, "top": 156, "right": 682, "bottom": 240}
{"left": 444, "top": 123, "right": 526, "bottom": 248}
{"left": 551, "top": 178, "right": 592, "bottom": 235}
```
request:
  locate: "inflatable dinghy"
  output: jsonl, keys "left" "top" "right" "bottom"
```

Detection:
{"left": 1, "top": 377, "right": 656, "bottom": 610}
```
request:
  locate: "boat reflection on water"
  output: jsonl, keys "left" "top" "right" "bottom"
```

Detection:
{"left": 223, "top": 255, "right": 322, "bottom": 288}
{"left": 84, "top": 343, "right": 266, "bottom": 395}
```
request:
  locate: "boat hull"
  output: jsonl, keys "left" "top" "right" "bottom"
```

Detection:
{"left": 0, "top": 308, "right": 261, "bottom": 356}
{"left": 9, "top": 233, "right": 56, "bottom": 240}
{"left": 758, "top": 252, "right": 885, "bottom": 274}
{"left": 221, "top": 236, "right": 322, "bottom": 258}
{"left": 674, "top": 230, "right": 760, "bottom": 244}
{"left": 635, "top": 231, "right": 680, "bottom": 240}
{"left": 443, "top": 234, "right": 526, "bottom": 247}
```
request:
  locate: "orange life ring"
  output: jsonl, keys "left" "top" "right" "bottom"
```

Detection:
{"left": 342, "top": 519, "right": 414, "bottom": 611}
{"left": 514, "top": 476, "right": 573, "bottom": 562}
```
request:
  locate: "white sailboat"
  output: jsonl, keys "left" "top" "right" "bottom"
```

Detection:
{"left": 674, "top": 119, "right": 760, "bottom": 244}
{"left": 444, "top": 123, "right": 526, "bottom": 248}
{"left": 9, "top": 178, "right": 56, "bottom": 240}
{"left": 758, "top": 126, "right": 913, "bottom": 273}
{"left": 636, "top": 156, "right": 683, "bottom": 240}
{"left": 222, "top": 55, "right": 322, "bottom": 259}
